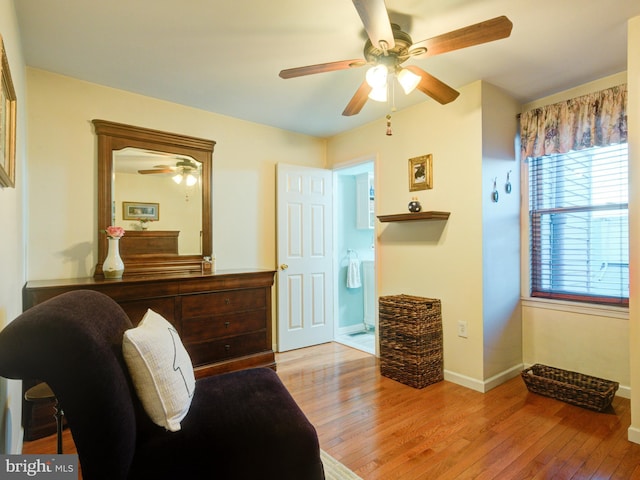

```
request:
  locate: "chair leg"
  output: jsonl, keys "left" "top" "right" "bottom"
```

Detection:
{"left": 54, "top": 402, "right": 63, "bottom": 455}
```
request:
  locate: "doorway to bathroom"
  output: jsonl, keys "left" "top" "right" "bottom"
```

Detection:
{"left": 333, "top": 160, "right": 376, "bottom": 355}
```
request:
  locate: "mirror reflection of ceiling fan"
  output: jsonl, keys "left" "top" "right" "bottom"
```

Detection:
{"left": 279, "top": 0, "right": 512, "bottom": 116}
{"left": 138, "top": 158, "right": 200, "bottom": 186}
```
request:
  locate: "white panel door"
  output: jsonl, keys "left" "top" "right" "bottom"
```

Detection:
{"left": 276, "top": 163, "right": 333, "bottom": 352}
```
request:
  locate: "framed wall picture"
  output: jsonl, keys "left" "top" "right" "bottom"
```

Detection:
{"left": 409, "top": 154, "right": 433, "bottom": 191}
{"left": 123, "top": 202, "right": 160, "bottom": 221}
{"left": 0, "top": 34, "right": 17, "bottom": 188}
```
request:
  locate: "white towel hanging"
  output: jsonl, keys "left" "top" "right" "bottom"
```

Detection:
{"left": 347, "top": 257, "right": 361, "bottom": 289}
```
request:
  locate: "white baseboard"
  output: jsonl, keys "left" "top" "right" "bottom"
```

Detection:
{"left": 337, "top": 323, "right": 367, "bottom": 336}
{"left": 444, "top": 363, "right": 524, "bottom": 393}
{"left": 484, "top": 364, "right": 525, "bottom": 392}
{"left": 443, "top": 370, "right": 485, "bottom": 392}
{"left": 617, "top": 385, "right": 631, "bottom": 399}
{"left": 629, "top": 426, "right": 640, "bottom": 444}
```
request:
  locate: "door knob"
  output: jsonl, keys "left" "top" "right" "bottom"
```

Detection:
{"left": 280, "top": 264, "right": 289, "bottom": 271}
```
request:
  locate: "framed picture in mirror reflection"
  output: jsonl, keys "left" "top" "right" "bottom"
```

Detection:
{"left": 123, "top": 202, "right": 159, "bottom": 221}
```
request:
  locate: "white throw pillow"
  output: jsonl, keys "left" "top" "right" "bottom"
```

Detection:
{"left": 122, "top": 309, "right": 195, "bottom": 431}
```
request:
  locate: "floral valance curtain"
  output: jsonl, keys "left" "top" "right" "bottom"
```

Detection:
{"left": 520, "top": 84, "right": 627, "bottom": 159}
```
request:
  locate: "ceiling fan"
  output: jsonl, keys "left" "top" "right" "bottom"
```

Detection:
{"left": 279, "top": 0, "right": 513, "bottom": 116}
{"left": 138, "top": 159, "right": 200, "bottom": 186}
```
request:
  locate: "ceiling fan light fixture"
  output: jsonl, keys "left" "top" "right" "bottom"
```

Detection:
{"left": 368, "top": 84, "right": 388, "bottom": 102}
{"left": 172, "top": 173, "right": 183, "bottom": 184}
{"left": 365, "top": 65, "right": 388, "bottom": 89}
{"left": 397, "top": 68, "right": 421, "bottom": 95}
{"left": 185, "top": 173, "right": 197, "bottom": 187}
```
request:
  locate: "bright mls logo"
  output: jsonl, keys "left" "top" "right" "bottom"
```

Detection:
{"left": 0, "top": 455, "right": 77, "bottom": 479}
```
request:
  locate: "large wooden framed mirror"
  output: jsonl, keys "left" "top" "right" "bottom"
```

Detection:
{"left": 93, "top": 120, "right": 215, "bottom": 277}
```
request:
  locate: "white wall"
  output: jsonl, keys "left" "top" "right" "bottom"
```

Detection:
{"left": 25, "top": 68, "right": 326, "bottom": 280}
{"left": 519, "top": 72, "right": 632, "bottom": 396}
{"left": 0, "top": 0, "right": 27, "bottom": 454}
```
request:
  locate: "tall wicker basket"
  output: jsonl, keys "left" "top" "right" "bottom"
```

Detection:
{"left": 379, "top": 294, "right": 443, "bottom": 389}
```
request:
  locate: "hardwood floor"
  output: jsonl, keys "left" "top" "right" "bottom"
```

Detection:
{"left": 276, "top": 343, "right": 640, "bottom": 479}
{"left": 24, "top": 342, "right": 640, "bottom": 479}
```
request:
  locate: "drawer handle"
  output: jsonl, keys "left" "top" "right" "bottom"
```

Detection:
{"left": 224, "top": 298, "right": 231, "bottom": 305}
{"left": 224, "top": 321, "right": 230, "bottom": 328}
{"left": 224, "top": 344, "right": 231, "bottom": 351}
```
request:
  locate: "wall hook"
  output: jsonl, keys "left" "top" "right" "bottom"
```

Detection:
{"left": 505, "top": 170, "right": 512, "bottom": 194}
{"left": 492, "top": 177, "right": 499, "bottom": 203}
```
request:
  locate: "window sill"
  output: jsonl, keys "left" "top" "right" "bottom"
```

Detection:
{"left": 521, "top": 296, "right": 628, "bottom": 320}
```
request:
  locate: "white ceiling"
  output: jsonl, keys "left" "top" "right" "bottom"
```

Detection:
{"left": 14, "top": 0, "right": 640, "bottom": 138}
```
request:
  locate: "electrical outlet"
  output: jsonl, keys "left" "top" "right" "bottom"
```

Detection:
{"left": 457, "top": 320, "right": 468, "bottom": 338}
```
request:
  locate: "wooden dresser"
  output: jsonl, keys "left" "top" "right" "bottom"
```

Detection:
{"left": 119, "top": 230, "right": 180, "bottom": 256}
{"left": 22, "top": 269, "right": 276, "bottom": 439}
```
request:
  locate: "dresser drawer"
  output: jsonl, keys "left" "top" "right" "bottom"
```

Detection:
{"left": 181, "top": 288, "right": 266, "bottom": 317}
{"left": 186, "top": 331, "right": 268, "bottom": 366}
{"left": 120, "top": 297, "right": 177, "bottom": 327}
{"left": 181, "top": 310, "right": 265, "bottom": 343}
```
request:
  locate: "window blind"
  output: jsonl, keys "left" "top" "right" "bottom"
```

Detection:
{"left": 529, "top": 143, "right": 628, "bottom": 305}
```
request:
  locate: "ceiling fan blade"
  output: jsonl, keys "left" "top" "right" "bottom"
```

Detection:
{"left": 138, "top": 169, "right": 174, "bottom": 175}
{"left": 410, "top": 16, "right": 513, "bottom": 59}
{"left": 352, "top": 0, "right": 395, "bottom": 50}
{"left": 342, "top": 81, "right": 372, "bottom": 116}
{"left": 279, "top": 59, "right": 366, "bottom": 79}
{"left": 405, "top": 66, "right": 460, "bottom": 105}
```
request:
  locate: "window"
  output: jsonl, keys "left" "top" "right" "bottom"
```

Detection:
{"left": 528, "top": 143, "right": 628, "bottom": 305}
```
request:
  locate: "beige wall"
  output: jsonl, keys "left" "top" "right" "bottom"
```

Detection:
{"left": 480, "top": 83, "right": 522, "bottom": 384}
{"left": 523, "top": 301, "right": 629, "bottom": 381}
{"left": 328, "top": 82, "right": 484, "bottom": 384}
{"left": 520, "top": 71, "right": 632, "bottom": 397}
{"left": 628, "top": 15, "right": 640, "bottom": 443}
{"left": 26, "top": 68, "right": 326, "bottom": 280}
{"left": 0, "top": 0, "right": 27, "bottom": 454}
{"left": 327, "top": 81, "right": 522, "bottom": 389}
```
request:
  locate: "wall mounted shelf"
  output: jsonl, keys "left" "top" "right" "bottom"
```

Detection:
{"left": 377, "top": 211, "right": 450, "bottom": 223}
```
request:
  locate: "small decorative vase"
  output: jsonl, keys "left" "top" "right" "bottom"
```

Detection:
{"left": 103, "top": 237, "right": 124, "bottom": 279}
{"left": 408, "top": 198, "right": 422, "bottom": 213}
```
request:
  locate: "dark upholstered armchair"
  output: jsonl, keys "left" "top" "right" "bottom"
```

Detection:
{"left": 0, "top": 290, "right": 325, "bottom": 480}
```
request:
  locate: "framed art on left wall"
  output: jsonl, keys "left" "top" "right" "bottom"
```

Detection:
{"left": 0, "top": 34, "right": 16, "bottom": 188}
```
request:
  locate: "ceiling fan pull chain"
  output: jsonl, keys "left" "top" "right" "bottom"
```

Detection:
{"left": 379, "top": 39, "right": 390, "bottom": 56}
{"left": 386, "top": 114, "right": 392, "bottom": 136}
{"left": 391, "top": 76, "right": 397, "bottom": 111}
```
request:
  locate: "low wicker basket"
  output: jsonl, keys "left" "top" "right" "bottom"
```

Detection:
{"left": 379, "top": 294, "right": 443, "bottom": 389}
{"left": 521, "top": 364, "right": 619, "bottom": 412}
